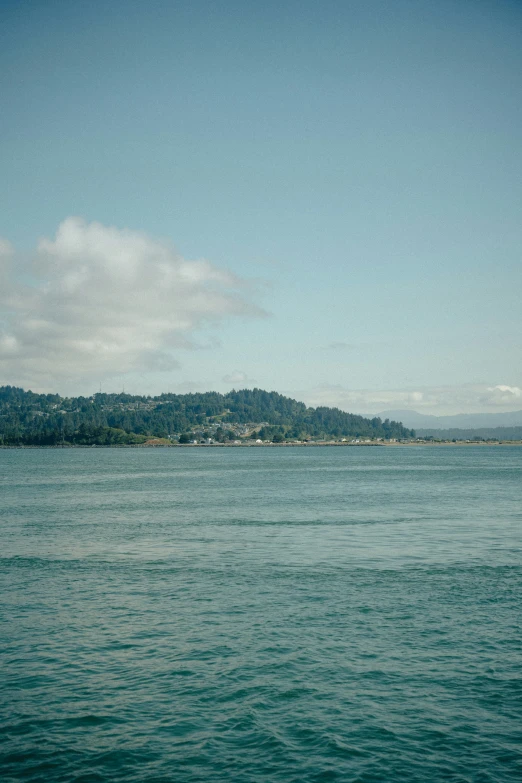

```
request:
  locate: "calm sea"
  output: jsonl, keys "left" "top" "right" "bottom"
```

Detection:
{"left": 1, "top": 446, "right": 521, "bottom": 782}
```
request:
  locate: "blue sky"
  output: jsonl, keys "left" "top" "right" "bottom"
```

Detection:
{"left": 1, "top": 0, "right": 521, "bottom": 414}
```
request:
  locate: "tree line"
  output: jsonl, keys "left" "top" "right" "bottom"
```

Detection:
{"left": 0, "top": 385, "right": 414, "bottom": 445}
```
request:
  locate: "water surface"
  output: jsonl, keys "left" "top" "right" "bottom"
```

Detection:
{"left": 1, "top": 446, "right": 521, "bottom": 781}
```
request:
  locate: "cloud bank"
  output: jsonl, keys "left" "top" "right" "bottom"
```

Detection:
{"left": 305, "top": 383, "right": 522, "bottom": 416}
{"left": 0, "top": 218, "right": 263, "bottom": 388}
{"left": 222, "top": 371, "right": 257, "bottom": 386}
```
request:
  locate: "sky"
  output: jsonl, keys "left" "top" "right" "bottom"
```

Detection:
{"left": 1, "top": 0, "right": 521, "bottom": 415}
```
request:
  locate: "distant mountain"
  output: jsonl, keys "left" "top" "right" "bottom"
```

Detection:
{"left": 368, "top": 409, "right": 522, "bottom": 430}
{"left": 416, "top": 426, "right": 522, "bottom": 440}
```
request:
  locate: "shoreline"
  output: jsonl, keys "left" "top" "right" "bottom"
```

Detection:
{"left": 1, "top": 441, "right": 521, "bottom": 449}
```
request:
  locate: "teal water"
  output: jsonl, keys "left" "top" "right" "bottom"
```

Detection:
{"left": 1, "top": 446, "right": 521, "bottom": 782}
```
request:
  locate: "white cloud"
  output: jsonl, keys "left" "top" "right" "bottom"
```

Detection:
{"left": 222, "top": 370, "right": 256, "bottom": 386}
{"left": 0, "top": 218, "right": 264, "bottom": 388}
{"left": 0, "top": 238, "right": 13, "bottom": 257}
{"left": 303, "top": 383, "right": 522, "bottom": 416}
{"left": 487, "top": 385, "right": 522, "bottom": 401}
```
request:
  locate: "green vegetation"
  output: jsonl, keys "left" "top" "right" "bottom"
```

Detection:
{"left": 417, "top": 426, "right": 522, "bottom": 441}
{"left": 0, "top": 385, "right": 414, "bottom": 445}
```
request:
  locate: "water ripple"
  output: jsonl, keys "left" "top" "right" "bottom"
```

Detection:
{"left": 1, "top": 447, "right": 521, "bottom": 782}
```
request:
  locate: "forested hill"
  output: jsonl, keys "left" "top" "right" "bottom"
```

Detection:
{"left": 0, "top": 386, "right": 414, "bottom": 445}
{"left": 417, "top": 426, "right": 522, "bottom": 441}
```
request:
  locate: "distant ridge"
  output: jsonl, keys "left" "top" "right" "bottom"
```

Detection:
{"left": 367, "top": 409, "right": 522, "bottom": 430}
{"left": 416, "top": 426, "right": 522, "bottom": 441}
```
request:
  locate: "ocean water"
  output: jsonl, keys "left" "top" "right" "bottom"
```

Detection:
{"left": 1, "top": 445, "right": 521, "bottom": 783}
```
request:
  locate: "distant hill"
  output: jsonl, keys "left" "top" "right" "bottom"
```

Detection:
{"left": 416, "top": 426, "right": 522, "bottom": 441}
{"left": 0, "top": 386, "right": 414, "bottom": 445}
{"left": 369, "top": 409, "right": 522, "bottom": 430}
